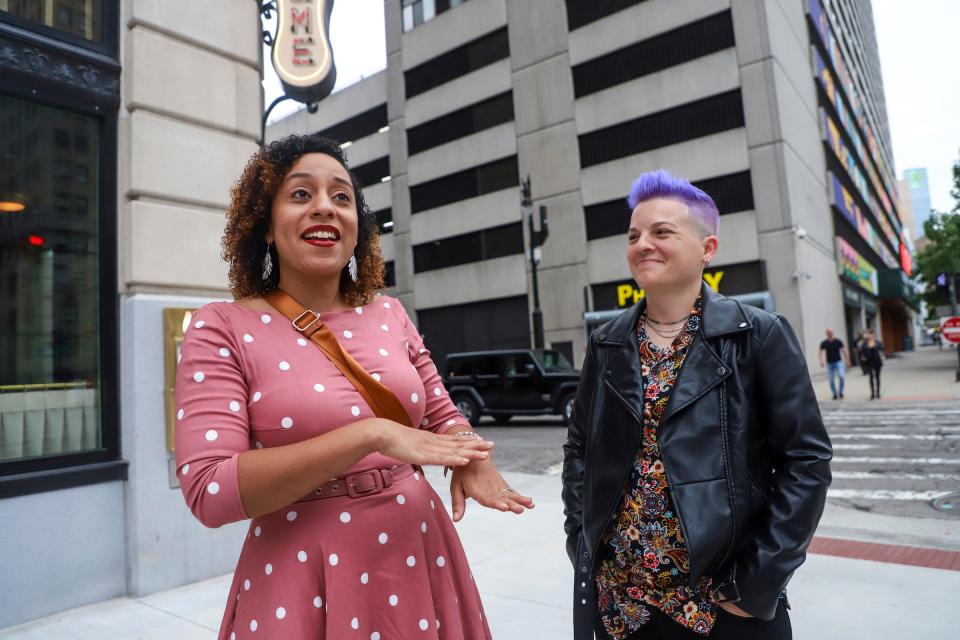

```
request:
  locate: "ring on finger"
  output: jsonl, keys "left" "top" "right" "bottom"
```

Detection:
{"left": 499, "top": 486, "right": 515, "bottom": 495}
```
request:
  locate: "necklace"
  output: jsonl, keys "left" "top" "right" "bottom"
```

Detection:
{"left": 646, "top": 315, "right": 689, "bottom": 326}
{"left": 643, "top": 317, "right": 684, "bottom": 340}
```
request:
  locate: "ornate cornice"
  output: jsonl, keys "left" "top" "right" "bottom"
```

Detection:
{"left": 0, "top": 28, "right": 119, "bottom": 97}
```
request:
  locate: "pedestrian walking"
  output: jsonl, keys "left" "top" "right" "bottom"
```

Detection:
{"left": 854, "top": 330, "right": 868, "bottom": 374}
{"left": 562, "top": 170, "right": 832, "bottom": 640}
{"left": 818, "top": 328, "right": 849, "bottom": 399}
{"left": 858, "top": 329, "right": 885, "bottom": 399}
{"left": 174, "top": 134, "right": 533, "bottom": 639}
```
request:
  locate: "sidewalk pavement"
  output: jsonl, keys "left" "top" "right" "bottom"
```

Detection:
{"left": 3, "top": 467, "right": 959, "bottom": 639}
{"left": 811, "top": 344, "right": 960, "bottom": 403}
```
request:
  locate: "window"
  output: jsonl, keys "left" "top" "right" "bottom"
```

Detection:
{"left": 417, "top": 295, "right": 530, "bottom": 368}
{"left": 402, "top": 0, "right": 468, "bottom": 32}
{"left": 412, "top": 222, "right": 524, "bottom": 273}
{"left": 0, "top": 94, "right": 106, "bottom": 470}
{"left": 407, "top": 91, "right": 514, "bottom": 155}
{"left": 317, "top": 104, "right": 387, "bottom": 146}
{"left": 3, "top": 0, "right": 104, "bottom": 44}
{"left": 410, "top": 155, "right": 518, "bottom": 213}
{"left": 572, "top": 11, "right": 735, "bottom": 98}
{"left": 383, "top": 260, "right": 396, "bottom": 287}
{"left": 503, "top": 353, "right": 534, "bottom": 377}
{"left": 584, "top": 170, "right": 755, "bottom": 240}
{"left": 565, "top": 0, "right": 647, "bottom": 31}
{"left": 351, "top": 156, "right": 390, "bottom": 188}
{"left": 404, "top": 27, "right": 509, "bottom": 99}
{"left": 578, "top": 89, "right": 745, "bottom": 168}
{"left": 375, "top": 208, "right": 394, "bottom": 234}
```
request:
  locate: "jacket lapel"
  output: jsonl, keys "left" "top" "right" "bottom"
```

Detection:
{"left": 660, "top": 331, "right": 729, "bottom": 425}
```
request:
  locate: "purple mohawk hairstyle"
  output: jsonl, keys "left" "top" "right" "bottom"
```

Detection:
{"left": 626, "top": 169, "right": 719, "bottom": 236}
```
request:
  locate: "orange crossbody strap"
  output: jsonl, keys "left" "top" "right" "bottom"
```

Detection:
{"left": 264, "top": 289, "right": 414, "bottom": 429}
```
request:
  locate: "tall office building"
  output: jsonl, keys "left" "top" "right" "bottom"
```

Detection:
{"left": 268, "top": 0, "right": 915, "bottom": 368}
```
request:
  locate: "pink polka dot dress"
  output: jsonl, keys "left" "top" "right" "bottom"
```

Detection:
{"left": 174, "top": 296, "right": 492, "bottom": 639}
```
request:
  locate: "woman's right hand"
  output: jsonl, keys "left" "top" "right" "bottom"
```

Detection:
{"left": 373, "top": 420, "right": 494, "bottom": 468}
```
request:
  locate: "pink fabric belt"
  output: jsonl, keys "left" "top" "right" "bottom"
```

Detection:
{"left": 297, "top": 464, "right": 416, "bottom": 502}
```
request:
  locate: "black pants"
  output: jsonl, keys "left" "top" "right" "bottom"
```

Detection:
{"left": 866, "top": 365, "right": 882, "bottom": 397}
{"left": 627, "top": 598, "right": 791, "bottom": 640}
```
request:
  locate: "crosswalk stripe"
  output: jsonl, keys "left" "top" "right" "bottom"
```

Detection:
{"left": 831, "top": 456, "right": 958, "bottom": 464}
{"left": 831, "top": 471, "right": 959, "bottom": 480}
{"left": 830, "top": 433, "right": 960, "bottom": 440}
{"left": 827, "top": 489, "right": 953, "bottom": 501}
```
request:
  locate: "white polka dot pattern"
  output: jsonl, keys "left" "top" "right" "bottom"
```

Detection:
{"left": 172, "top": 300, "right": 491, "bottom": 636}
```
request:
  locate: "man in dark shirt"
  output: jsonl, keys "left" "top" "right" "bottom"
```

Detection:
{"left": 819, "top": 328, "right": 849, "bottom": 399}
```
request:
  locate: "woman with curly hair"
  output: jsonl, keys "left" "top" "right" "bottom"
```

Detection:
{"left": 174, "top": 134, "right": 533, "bottom": 639}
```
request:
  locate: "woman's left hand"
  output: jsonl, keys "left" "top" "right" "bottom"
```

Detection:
{"left": 449, "top": 458, "right": 535, "bottom": 521}
{"left": 718, "top": 601, "right": 753, "bottom": 618}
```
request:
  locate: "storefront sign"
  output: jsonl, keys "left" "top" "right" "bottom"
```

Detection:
{"left": 591, "top": 261, "right": 767, "bottom": 310}
{"left": 835, "top": 237, "right": 878, "bottom": 296}
{"left": 842, "top": 283, "right": 861, "bottom": 308}
{"left": 814, "top": 49, "right": 894, "bottom": 225}
{"left": 899, "top": 241, "right": 912, "bottom": 276}
{"left": 807, "top": 0, "right": 898, "bottom": 201}
{"left": 271, "top": 0, "right": 337, "bottom": 103}
{"left": 821, "top": 109, "right": 899, "bottom": 250}
{"left": 829, "top": 172, "right": 897, "bottom": 268}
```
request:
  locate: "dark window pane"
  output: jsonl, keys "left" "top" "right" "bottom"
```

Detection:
{"left": 572, "top": 11, "right": 735, "bottom": 98}
{"left": 578, "top": 89, "right": 745, "bottom": 168}
{"left": 407, "top": 91, "right": 514, "bottom": 156}
{"left": 410, "top": 155, "right": 518, "bottom": 213}
{"left": 375, "top": 207, "right": 394, "bottom": 234}
{"left": 316, "top": 104, "right": 387, "bottom": 145}
{"left": 351, "top": 156, "right": 390, "bottom": 188}
{"left": 584, "top": 199, "right": 631, "bottom": 241}
{"left": 417, "top": 295, "right": 530, "bottom": 368}
{"left": 413, "top": 222, "right": 523, "bottom": 273}
{"left": 404, "top": 27, "right": 509, "bottom": 98}
{"left": 565, "top": 0, "right": 647, "bottom": 30}
{"left": 5, "top": 0, "right": 103, "bottom": 42}
{"left": 482, "top": 222, "right": 524, "bottom": 260}
{"left": 383, "top": 260, "right": 396, "bottom": 287}
{"left": 0, "top": 94, "right": 102, "bottom": 463}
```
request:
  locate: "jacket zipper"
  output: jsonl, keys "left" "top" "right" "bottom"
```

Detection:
{"left": 710, "top": 382, "right": 738, "bottom": 580}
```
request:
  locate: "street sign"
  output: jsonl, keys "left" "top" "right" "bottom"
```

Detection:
{"left": 941, "top": 317, "right": 960, "bottom": 344}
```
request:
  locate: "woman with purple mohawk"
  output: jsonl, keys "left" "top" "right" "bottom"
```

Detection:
{"left": 562, "top": 169, "right": 832, "bottom": 640}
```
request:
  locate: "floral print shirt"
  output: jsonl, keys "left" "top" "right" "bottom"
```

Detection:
{"left": 596, "top": 297, "right": 717, "bottom": 638}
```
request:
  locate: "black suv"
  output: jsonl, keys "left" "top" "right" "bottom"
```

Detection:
{"left": 442, "top": 349, "right": 580, "bottom": 424}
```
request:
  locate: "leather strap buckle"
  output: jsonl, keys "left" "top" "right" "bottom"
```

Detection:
{"left": 292, "top": 310, "right": 320, "bottom": 333}
{"left": 347, "top": 469, "right": 385, "bottom": 498}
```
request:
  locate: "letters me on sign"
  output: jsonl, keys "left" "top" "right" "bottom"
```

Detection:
{"left": 272, "top": 0, "right": 338, "bottom": 103}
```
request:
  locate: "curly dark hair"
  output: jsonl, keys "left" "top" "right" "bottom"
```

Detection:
{"left": 222, "top": 133, "right": 384, "bottom": 306}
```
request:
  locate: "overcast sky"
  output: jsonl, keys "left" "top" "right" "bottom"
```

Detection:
{"left": 262, "top": 1, "right": 958, "bottom": 213}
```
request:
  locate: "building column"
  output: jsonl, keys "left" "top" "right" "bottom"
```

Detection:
{"left": 507, "top": 0, "right": 590, "bottom": 361}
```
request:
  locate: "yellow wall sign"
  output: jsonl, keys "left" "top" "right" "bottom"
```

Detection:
{"left": 615, "top": 271, "right": 727, "bottom": 306}
{"left": 271, "top": 0, "right": 337, "bottom": 103}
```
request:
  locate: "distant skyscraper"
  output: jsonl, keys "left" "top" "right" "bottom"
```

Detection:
{"left": 903, "top": 168, "right": 933, "bottom": 236}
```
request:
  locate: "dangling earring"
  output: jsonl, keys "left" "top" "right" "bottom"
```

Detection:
{"left": 704, "top": 260, "right": 711, "bottom": 269}
{"left": 348, "top": 254, "right": 358, "bottom": 281}
{"left": 262, "top": 244, "right": 273, "bottom": 280}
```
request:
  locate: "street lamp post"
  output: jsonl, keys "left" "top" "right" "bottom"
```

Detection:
{"left": 522, "top": 176, "right": 549, "bottom": 349}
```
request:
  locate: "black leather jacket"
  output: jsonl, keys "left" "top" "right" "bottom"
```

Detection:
{"left": 562, "top": 285, "right": 832, "bottom": 637}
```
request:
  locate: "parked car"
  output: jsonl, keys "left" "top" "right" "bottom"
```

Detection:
{"left": 442, "top": 349, "right": 580, "bottom": 424}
